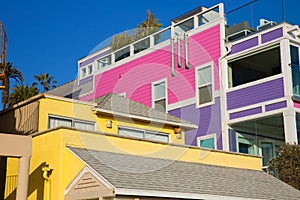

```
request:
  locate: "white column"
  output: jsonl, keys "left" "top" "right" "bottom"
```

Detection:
{"left": 16, "top": 156, "right": 30, "bottom": 200}
{"left": 283, "top": 109, "right": 298, "bottom": 144}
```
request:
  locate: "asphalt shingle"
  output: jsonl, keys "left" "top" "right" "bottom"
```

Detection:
{"left": 69, "top": 147, "right": 300, "bottom": 200}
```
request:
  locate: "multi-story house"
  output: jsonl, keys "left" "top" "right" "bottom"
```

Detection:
{"left": 50, "top": 3, "right": 300, "bottom": 168}
{"left": 3, "top": 94, "right": 296, "bottom": 200}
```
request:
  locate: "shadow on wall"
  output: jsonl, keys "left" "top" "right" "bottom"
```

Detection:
{"left": 5, "top": 162, "right": 46, "bottom": 200}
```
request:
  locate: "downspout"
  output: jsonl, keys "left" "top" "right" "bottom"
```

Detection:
{"left": 42, "top": 164, "right": 53, "bottom": 200}
{"left": 184, "top": 33, "right": 191, "bottom": 69}
{"left": 177, "top": 36, "right": 183, "bottom": 68}
{"left": 171, "top": 36, "right": 176, "bottom": 77}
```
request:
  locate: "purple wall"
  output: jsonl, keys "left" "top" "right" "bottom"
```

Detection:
{"left": 79, "top": 75, "right": 93, "bottom": 85}
{"left": 231, "top": 37, "right": 258, "bottom": 54}
{"left": 262, "top": 28, "right": 283, "bottom": 44}
{"left": 265, "top": 101, "right": 287, "bottom": 112}
{"left": 227, "top": 78, "right": 284, "bottom": 110}
{"left": 79, "top": 49, "right": 111, "bottom": 67}
{"left": 168, "top": 97, "right": 222, "bottom": 149}
{"left": 230, "top": 107, "right": 262, "bottom": 120}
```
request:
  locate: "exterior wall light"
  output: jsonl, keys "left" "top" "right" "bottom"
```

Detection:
{"left": 174, "top": 127, "right": 182, "bottom": 139}
{"left": 106, "top": 120, "right": 112, "bottom": 128}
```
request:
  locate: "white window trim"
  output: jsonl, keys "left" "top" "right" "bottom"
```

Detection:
{"left": 96, "top": 55, "right": 112, "bottom": 71}
{"left": 197, "top": 133, "right": 217, "bottom": 149}
{"left": 195, "top": 61, "right": 215, "bottom": 108}
{"left": 118, "top": 126, "right": 170, "bottom": 143}
{"left": 152, "top": 78, "right": 168, "bottom": 113}
{"left": 48, "top": 114, "right": 96, "bottom": 130}
{"left": 79, "top": 64, "right": 94, "bottom": 80}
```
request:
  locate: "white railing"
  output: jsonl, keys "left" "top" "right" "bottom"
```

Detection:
{"left": 79, "top": 3, "right": 224, "bottom": 80}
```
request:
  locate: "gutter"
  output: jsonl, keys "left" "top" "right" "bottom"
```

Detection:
{"left": 115, "top": 188, "right": 265, "bottom": 200}
{"left": 92, "top": 107, "right": 198, "bottom": 130}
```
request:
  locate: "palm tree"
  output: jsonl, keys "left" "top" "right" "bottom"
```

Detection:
{"left": 0, "top": 62, "right": 24, "bottom": 109}
{"left": 34, "top": 73, "right": 57, "bottom": 93}
{"left": 8, "top": 84, "right": 39, "bottom": 107}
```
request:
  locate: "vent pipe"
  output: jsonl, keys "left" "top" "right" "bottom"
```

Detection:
{"left": 184, "top": 33, "right": 191, "bottom": 69}
{"left": 171, "top": 36, "right": 176, "bottom": 77}
{"left": 177, "top": 37, "right": 182, "bottom": 68}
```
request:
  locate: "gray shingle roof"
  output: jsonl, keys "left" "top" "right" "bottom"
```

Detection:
{"left": 69, "top": 147, "right": 300, "bottom": 200}
{"left": 93, "top": 93, "right": 197, "bottom": 129}
{"left": 46, "top": 79, "right": 93, "bottom": 99}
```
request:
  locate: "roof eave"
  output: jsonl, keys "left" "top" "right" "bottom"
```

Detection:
{"left": 92, "top": 107, "right": 198, "bottom": 130}
{"left": 115, "top": 188, "right": 264, "bottom": 200}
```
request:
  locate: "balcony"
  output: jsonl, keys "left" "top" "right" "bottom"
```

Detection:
{"left": 78, "top": 4, "right": 224, "bottom": 81}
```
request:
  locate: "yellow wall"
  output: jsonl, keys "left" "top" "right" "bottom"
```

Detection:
{"left": 6, "top": 127, "right": 261, "bottom": 200}
{"left": 38, "top": 97, "right": 184, "bottom": 144}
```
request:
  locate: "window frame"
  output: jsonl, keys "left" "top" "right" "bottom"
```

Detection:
{"left": 290, "top": 44, "right": 300, "bottom": 97}
{"left": 96, "top": 55, "right": 112, "bottom": 71}
{"left": 118, "top": 126, "right": 170, "bottom": 143}
{"left": 48, "top": 115, "right": 96, "bottom": 131}
{"left": 195, "top": 61, "right": 214, "bottom": 108}
{"left": 197, "top": 133, "right": 217, "bottom": 149}
{"left": 152, "top": 78, "right": 168, "bottom": 112}
{"left": 227, "top": 45, "right": 281, "bottom": 88}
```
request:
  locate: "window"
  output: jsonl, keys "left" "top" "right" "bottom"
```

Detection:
{"left": 48, "top": 115, "right": 95, "bottom": 131}
{"left": 196, "top": 63, "right": 213, "bottom": 106}
{"left": 81, "top": 68, "right": 86, "bottom": 78}
{"left": 49, "top": 117, "right": 72, "bottom": 128}
{"left": 290, "top": 45, "right": 300, "bottom": 96}
{"left": 238, "top": 137, "right": 255, "bottom": 155}
{"left": 118, "top": 127, "right": 169, "bottom": 143}
{"left": 97, "top": 55, "right": 111, "bottom": 70}
{"left": 87, "top": 65, "right": 93, "bottom": 75}
{"left": 197, "top": 134, "right": 216, "bottom": 149}
{"left": 152, "top": 80, "right": 167, "bottom": 112}
{"left": 261, "top": 142, "right": 274, "bottom": 167}
{"left": 228, "top": 47, "right": 281, "bottom": 87}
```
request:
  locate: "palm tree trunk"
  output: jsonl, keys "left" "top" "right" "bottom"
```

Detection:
{"left": 2, "top": 77, "right": 9, "bottom": 109}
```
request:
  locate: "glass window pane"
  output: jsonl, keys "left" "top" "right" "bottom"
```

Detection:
{"left": 154, "top": 82, "right": 165, "bottom": 100}
{"left": 49, "top": 117, "right": 72, "bottom": 128}
{"left": 198, "top": 66, "right": 212, "bottom": 85}
{"left": 97, "top": 55, "right": 111, "bottom": 69}
{"left": 261, "top": 142, "right": 273, "bottom": 166}
{"left": 238, "top": 137, "right": 254, "bottom": 155}
{"left": 200, "top": 138, "right": 215, "bottom": 149}
{"left": 74, "top": 121, "right": 95, "bottom": 131}
{"left": 145, "top": 131, "right": 169, "bottom": 143}
{"left": 118, "top": 127, "right": 144, "bottom": 139}
{"left": 81, "top": 68, "right": 86, "bottom": 78}
{"left": 290, "top": 46, "right": 299, "bottom": 66}
{"left": 199, "top": 85, "right": 212, "bottom": 104}
{"left": 88, "top": 65, "right": 93, "bottom": 75}
{"left": 154, "top": 99, "right": 166, "bottom": 112}
{"left": 291, "top": 46, "right": 300, "bottom": 96}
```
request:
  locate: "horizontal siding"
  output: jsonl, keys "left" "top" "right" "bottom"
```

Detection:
{"left": 169, "top": 98, "right": 222, "bottom": 149}
{"left": 80, "top": 25, "right": 221, "bottom": 105}
{"left": 227, "top": 78, "right": 284, "bottom": 110}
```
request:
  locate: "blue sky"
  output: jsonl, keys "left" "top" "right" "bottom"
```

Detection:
{"left": 0, "top": 0, "right": 299, "bottom": 88}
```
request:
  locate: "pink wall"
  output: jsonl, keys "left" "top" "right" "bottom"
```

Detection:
{"left": 294, "top": 102, "right": 300, "bottom": 109}
{"left": 80, "top": 25, "right": 221, "bottom": 106}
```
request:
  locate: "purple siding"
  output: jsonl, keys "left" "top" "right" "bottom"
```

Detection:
{"left": 227, "top": 78, "right": 284, "bottom": 110}
{"left": 79, "top": 49, "right": 110, "bottom": 67}
{"left": 228, "top": 129, "right": 237, "bottom": 152}
{"left": 168, "top": 98, "right": 222, "bottom": 149}
{"left": 265, "top": 101, "right": 287, "bottom": 112}
{"left": 79, "top": 76, "right": 93, "bottom": 85}
{"left": 231, "top": 37, "right": 258, "bottom": 54}
{"left": 262, "top": 28, "right": 283, "bottom": 44}
{"left": 229, "top": 107, "right": 262, "bottom": 120}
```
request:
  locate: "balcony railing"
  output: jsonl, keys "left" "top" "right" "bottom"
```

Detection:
{"left": 79, "top": 3, "right": 224, "bottom": 80}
